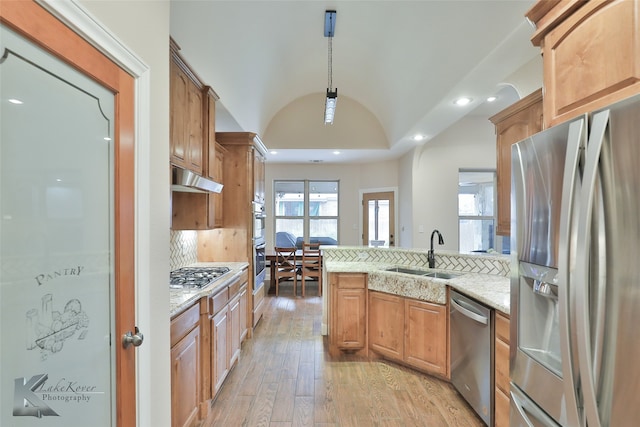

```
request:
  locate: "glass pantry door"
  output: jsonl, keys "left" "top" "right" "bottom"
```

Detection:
{"left": 0, "top": 25, "right": 116, "bottom": 426}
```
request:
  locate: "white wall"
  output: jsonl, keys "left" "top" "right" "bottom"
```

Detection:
{"left": 410, "top": 116, "right": 497, "bottom": 250}
{"left": 265, "top": 159, "right": 399, "bottom": 248}
{"left": 398, "top": 148, "right": 415, "bottom": 248}
{"left": 77, "top": 2, "right": 171, "bottom": 426}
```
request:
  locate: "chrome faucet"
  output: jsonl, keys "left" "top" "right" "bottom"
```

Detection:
{"left": 428, "top": 229, "right": 444, "bottom": 268}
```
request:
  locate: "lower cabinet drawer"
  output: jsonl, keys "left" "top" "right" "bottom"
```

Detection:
{"left": 495, "top": 388, "right": 510, "bottom": 427}
{"left": 495, "top": 337, "right": 510, "bottom": 395}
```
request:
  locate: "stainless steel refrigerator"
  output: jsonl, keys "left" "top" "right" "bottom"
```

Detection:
{"left": 510, "top": 94, "right": 640, "bottom": 426}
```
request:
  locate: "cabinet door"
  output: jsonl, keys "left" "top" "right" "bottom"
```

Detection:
{"left": 329, "top": 273, "right": 367, "bottom": 355}
{"left": 205, "top": 93, "right": 217, "bottom": 180}
{"left": 186, "top": 79, "right": 203, "bottom": 174}
{"left": 228, "top": 294, "right": 241, "bottom": 368}
{"left": 495, "top": 388, "right": 511, "bottom": 427}
{"left": 239, "top": 284, "right": 249, "bottom": 342}
{"left": 404, "top": 299, "right": 448, "bottom": 377}
{"left": 490, "top": 89, "right": 543, "bottom": 235}
{"left": 211, "top": 308, "right": 229, "bottom": 397}
{"left": 253, "top": 149, "right": 265, "bottom": 203}
{"left": 171, "top": 325, "right": 201, "bottom": 427}
{"left": 494, "top": 311, "right": 510, "bottom": 426}
{"left": 335, "top": 288, "right": 367, "bottom": 350}
{"left": 369, "top": 291, "right": 404, "bottom": 361}
{"left": 210, "top": 143, "right": 225, "bottom": 228}
{"left": 170, "top": 60, "right": 188, "bottom": 169}
{"left": 542, "top": 0, "right": 640, "bottom": 126}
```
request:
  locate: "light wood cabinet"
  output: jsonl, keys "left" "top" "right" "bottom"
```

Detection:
{"left": 404, "top": 298, "right": 448, "bottom": 378}
{"left": 228, "top": 292, "right": 242, "bottom": 368}
{"left": 494, "top": 311, "right": 511, "bottom": 427}
{"left": 369, "top": 291, "right": 404, "bottom": 360}
{"left": 489, "top": 89, "right": 543, "bottom": 236}
{"left": 239, "top": 283, "right": 249, "bottom": 343}
{"left": 527, "top": 0, "right": 640, "bottom": 126}
{"left": 209, "top": 143, "right": 226, "bottom": 229}
{"left": 207, "top": 269, "right": 249, "bottom": 400}
{"left": 170, "top": 303, "right": 201, "bottom": 427}
{"left": 200, "top": 132, "right": 268, "bottom": 330}
{"left": 253, "top": 149, "right": 265, "bottom": 205}
{"left": 368, "top": 290, "right": 448, "bottom": 378}
{"left": 170, "top": 41, "right": 222, "bottom": 231}
{"left": 170, "top": 40, "right": 203, "bottom": 175}
{"left": 211, "top": 303, "right": 229, "bottom": 397}
{"left": 329, "top": 272, "right": 367, "bottom": 356}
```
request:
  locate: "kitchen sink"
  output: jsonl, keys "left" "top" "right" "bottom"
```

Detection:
{"left": 424, "top": 271, "right": 461, "bottom": 279}
{"left": 385, "top": 267, "right": 462, "bottom": 280}
{"left": 385, "top": 267, "right": 429, "bottom": 275}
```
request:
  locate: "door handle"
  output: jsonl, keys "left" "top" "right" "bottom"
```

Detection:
{"left": 122, "top": 326, "right": 144, "bottom": 348}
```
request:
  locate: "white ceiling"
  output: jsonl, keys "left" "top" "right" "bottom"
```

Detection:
{"left": 170, "top": 1, "right": 538, "bottom": 163}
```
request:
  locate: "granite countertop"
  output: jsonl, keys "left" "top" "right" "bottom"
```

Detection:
{"left": 325, "top": 261, "right": 510, "bottom": 314}
{"left": 169, "top": 262, "right": 249, "bottom": 318}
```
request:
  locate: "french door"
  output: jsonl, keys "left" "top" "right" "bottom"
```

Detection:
{"left": 362, "top": 191, "right": 395, "bottom": 247}
{"left": 0, "top": 2, "right": 136, "bottom": 426}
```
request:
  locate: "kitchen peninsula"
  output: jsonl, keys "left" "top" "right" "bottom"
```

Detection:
{"left": 321, "top": 246, "right": 511, "bottom": 427}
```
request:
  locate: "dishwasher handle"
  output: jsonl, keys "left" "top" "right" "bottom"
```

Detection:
{"left": 451, "top": 296, "right": 488, "bottom": 325}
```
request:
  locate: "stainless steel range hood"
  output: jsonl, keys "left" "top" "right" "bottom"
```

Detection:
{"left": 171, "top": 167, "right": 223, "bottom": 193}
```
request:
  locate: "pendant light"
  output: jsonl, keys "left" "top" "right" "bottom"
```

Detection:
{"left": 324, "top": 10, "right": 337, "bottom": 124}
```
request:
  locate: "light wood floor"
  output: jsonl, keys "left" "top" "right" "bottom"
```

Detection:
{"left": 203, "top": 282, "right": 484, "bottom": 427}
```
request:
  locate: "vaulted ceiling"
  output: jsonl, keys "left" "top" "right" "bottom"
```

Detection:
{"left": 170, "top": 1, "right": 539, "bottom": 163}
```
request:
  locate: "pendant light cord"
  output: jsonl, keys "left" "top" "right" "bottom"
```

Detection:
{"left": 328, "top": 35, "right": 333, "bottom": 91}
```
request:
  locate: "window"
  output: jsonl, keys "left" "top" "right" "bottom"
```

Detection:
{"left": 458, "top": 170, "right": 508, "bottom": 254}
{"left": 274, "top": 180, "right": 339, "bottom": 248}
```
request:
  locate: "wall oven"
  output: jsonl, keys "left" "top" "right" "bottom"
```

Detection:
{"left": 254, "top": 239, "right": 266, "bottom": 280}
{"left": 253, "top": 201, "right": 265, "bottom": 241}
{"left": 253, "top": 202, "right": 266, "bottom": 289}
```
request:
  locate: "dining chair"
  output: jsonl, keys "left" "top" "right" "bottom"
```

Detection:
{"left": 300, "top": 242, "right": 322, "bottom": 297}
{"left": 273, "top": 247, "right": 298, "bottom": 296}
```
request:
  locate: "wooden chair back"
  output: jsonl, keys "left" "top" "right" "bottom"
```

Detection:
{"left": 301, "top": 243, "right": 322, "bottom": 297}
{"left": 274, "top": 246, "right": 298, "bottom": 296}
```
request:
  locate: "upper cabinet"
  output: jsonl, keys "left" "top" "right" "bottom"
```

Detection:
{"left": 489, "top": 89, "right": 543, "bottom": 236}
{"left": 170, "top": 39, "right": 205, "bottom": 175}
{"left": 527, "top": 0, "right": 640, "bottom": 126}
{"left": 210, "top": 143, "right": 226, "bottom": 229}
{"left": 216, "top": 132, "right": 267, "bottom": 212}
{"left": 253, "top": 149, "right": 265, "bottom": 205}
{"left": 170, "top": 39, "right": 222, "bottom": 230}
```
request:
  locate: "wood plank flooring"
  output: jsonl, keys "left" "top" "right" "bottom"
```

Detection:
{"left": 203, "top": 282, "right": 484, "bottom": 427}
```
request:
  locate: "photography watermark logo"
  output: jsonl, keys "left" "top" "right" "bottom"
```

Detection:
{"left": 13, "top": 373, "right": 100, "bottom": 418}
{"left": 13, "top": 374, "right": 59, "bottom": 417}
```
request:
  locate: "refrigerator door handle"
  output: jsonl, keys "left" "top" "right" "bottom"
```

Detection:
{"left": 575, "top": 109, "right": 610, "bottom": 427}
{"left": 511, "top": 385, "right": 561, "bottom": 427}
{"left": 557, "top": 118, "right": 587, "bottom": 427}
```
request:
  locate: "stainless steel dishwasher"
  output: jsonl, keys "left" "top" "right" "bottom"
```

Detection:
{"left": 450, "top": 289, "right": 494, "bottom": 426}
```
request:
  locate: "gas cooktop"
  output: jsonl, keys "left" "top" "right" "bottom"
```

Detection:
{"left": 170, "top": 266, "right": 231, "bottom": 289}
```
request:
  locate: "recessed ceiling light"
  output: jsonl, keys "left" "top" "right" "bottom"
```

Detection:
{"left": 270, "top": 150, "right": 278, "bottom": 155}
{"left": 454, "top": 97, "right": 472, "bottom": 106}
{"left": 333, "top": 151, "right": 340, "bottom": 155}
{"left": 8, "top": 98, "right": 23, "bottom": 105}
{"left": 103, "top": 137, "right": 112, "bottom": 141}
{"left": 413, "top": 134, "right": 426, "bottom": 141}
{"left": 486, "top": 96, "right": 497, "bottom": 102}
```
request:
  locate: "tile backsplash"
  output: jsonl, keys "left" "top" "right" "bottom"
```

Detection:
{"left": 321, "top": 246, "right": 510, "bottom": 277}
{"left": 170, "top": 230, "right": 198, "bottom": 271}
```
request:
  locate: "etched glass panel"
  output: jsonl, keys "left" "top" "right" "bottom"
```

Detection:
{"left": 0, "top": 26, "right": 115, "bottom": 426}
